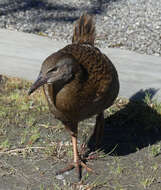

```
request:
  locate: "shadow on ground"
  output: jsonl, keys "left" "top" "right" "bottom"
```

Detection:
{"left": 88, "top": 88, "right": 161, "bottom": 156}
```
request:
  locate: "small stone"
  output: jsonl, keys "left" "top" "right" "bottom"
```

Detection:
{"left": 56, "top": 174, "right": 64, "bottom": 180}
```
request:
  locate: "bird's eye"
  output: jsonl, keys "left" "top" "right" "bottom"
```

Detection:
{"left": 47, "top": 67, "right": 58, "bottom": 73}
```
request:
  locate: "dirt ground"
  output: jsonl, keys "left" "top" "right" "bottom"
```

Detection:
{"left": 0, "top": 75, "right": 161, "bottom": 190}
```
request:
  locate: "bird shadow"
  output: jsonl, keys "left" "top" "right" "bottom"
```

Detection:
{"left": 87, "top": 88, "right": 161, "bottom": 156}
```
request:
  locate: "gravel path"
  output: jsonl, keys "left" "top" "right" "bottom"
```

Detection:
{"left": 0, "top": 0, "right": 161, "bottom": 56}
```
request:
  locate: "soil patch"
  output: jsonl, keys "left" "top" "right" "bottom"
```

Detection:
{"left": 0, "top": 75, "right": 161, "bottom": 189}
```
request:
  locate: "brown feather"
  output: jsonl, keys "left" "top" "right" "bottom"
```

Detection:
{"left": 72, "top": 14, "right": 95, "bottom": 45}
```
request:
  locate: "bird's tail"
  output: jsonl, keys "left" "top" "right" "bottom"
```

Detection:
{"left": 72, "top": 14, "right": 95, "bottom": 46}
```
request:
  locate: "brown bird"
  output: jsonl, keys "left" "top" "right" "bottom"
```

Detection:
{"left": 28, "top": 14, "right": 119, "bottom": 180}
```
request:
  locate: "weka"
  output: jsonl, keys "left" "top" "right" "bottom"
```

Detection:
{"left": 28, "top": 14, "right": 119, "bottom": 180}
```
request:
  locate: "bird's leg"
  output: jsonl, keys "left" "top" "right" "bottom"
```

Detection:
{"left": 56, "top": 123, "right": 94, "bottom": 180}
{"left": 72, "top": 134, "right": 94, "bottom": 180}
{"left": 84, "top": 112, "right": 104, "bottom": 161}
{"left": 72, "top": 134, "right": 82, "bottom": 180}
{"left": 93, "top": 112, "right": 105, "bottom": 149}
{"left": 79, "top": 112, "right": 105, "bottom": 161}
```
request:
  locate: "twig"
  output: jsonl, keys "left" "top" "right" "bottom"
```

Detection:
{"left": 0, "top": 146, "right": 45, "bottom": 154}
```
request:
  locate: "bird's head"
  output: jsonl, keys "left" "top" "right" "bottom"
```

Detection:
{"left": 28, "top": 54, "right": 78, "bottom": 95}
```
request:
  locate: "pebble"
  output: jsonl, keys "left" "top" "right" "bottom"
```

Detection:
{"left": 56, "top": 174, "right": 64, "bottom": 180}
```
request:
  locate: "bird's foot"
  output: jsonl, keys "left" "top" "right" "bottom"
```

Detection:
{"left": 55, "top": 159, "right": 94, "bottom": 181}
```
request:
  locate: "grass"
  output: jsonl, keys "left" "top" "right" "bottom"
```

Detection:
{"left": 149, "top": 144, "right": 161, "bottom": 157}
{"left": 0, "top": 75, "right": 161, "bottom": 190}
{"left": 140, "top": 176, "right": 155, "bottom": 189}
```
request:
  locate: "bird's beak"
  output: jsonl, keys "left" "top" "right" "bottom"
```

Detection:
{"left": 28, "top": 72, "right": 47, "bottom": 95}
